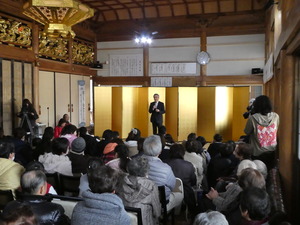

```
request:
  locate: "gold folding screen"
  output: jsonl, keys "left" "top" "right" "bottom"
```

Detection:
{"left": 94, "top": 86, "right": 249, "bottom": 141}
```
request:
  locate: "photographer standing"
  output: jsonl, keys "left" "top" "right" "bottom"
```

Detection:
{"left": 17, "top": 99, "right": 39, "bottom": 136}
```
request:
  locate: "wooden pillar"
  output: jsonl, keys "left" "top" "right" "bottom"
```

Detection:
{"left": 278, "top": 50, "right": 294, "bottom": 217}
{"left": 200, "top": 30, "right": 207, "bottom": 86}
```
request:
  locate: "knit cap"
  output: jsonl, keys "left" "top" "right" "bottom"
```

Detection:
{"left": 71, "top": 137, "right": 86, "bottom": 153}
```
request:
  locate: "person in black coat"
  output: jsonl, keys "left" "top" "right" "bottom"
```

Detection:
{"left": 3, "top": 170, "right": 70, "bottom": 225}
{"left": 148, "top": 93, "right": 165, "bottom": 134}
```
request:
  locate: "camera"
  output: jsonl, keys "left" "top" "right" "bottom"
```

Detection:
{"left": 243, "top": 98, "right": 255, "bottom": 119}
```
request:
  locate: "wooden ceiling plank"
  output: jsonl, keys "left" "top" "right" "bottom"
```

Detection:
{"left": 115, "top": 0, "right": 133, "bottom": 20}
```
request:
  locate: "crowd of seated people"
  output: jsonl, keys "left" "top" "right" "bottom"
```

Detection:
{"left": 0, "top": 115, "right": 290, "bottom": 225}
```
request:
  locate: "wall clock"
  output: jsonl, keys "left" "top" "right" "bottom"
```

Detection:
{"left": 196, "top": 51, "right": 211, "bottom": 65}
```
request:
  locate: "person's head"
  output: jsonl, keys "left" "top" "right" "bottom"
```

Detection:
{"left": 186, "top": 140, "right": 202, "bottom": 153}
{"left": 126, "top": 128, "right": 141, "bottom": 141}
{"left": 42, "top": 127, "right": 54, "bottom": 141}
{"left": 187, "top": 133, "right": 197, "bottom": 142}
{"left": 0, "top": 127, "right": 5, "bottom": 139}
{"left": 158, "top": 126, "right": 166, "bottom": 135}
{"left": 0, "top": 139, "right": 15, "bottom": 160}
{"left": 114, "top": 144, "right": 130, "bottom": 172}
{"left": 253, "top": 160, "right": 268, "bottom": 179}
{"left": 234, "top": 143, "right": 253, "bottom": 160}
{"left": 143, "top": 135, "right": 162, "bottom": 156}
{"left": 227, "top": 140, "right": 236, "bottom": 150}
{"left": 238, "top": 168, "right": 266, "bottom": 190}
{"left": 169, "top": 144, "right": 185, "bottom": 159}
{"left": 63, "top": 114, "right": 70, "bottom": 122}
{"left": 240, "top": 187, "right": 271, "bottom": 221}
{"left": 61, "top": 124, "right": 77, "bottom": 136}
{"left": 22, "top": 99, "right": 32, "bottom": 108}
{"left": 220, "top": 143, "right": 234, "bottom": 158}
{"left": 87, "top": 157, "right": 104, "bottom": 173}
{"left": 196, "top": 136, "right": 207, "bottom": 147}
{"left": 165, "top": 134, "right": 174, "bottom": 144}
{"left": 13, "top": 127, "right": 26, "bottom": 140}
{"left": 57, "top": 118, "right": 67, "bottom": 127}
{"left": 127, "top": 156, "right": 149, "bottom": 177}
{"left": 32, "top": 138, "right": 42, "bottom": 148}
{"left": 193, "top": 211, "right": 229, "bottom": 225}
{"left": 237, "top": 159, "right": 257, "bottom": 176}
{"left": 112, "top": 131, "right": 120, "bottom": 139}
{"left": 213, "top": 134, "right": 223, "bottom": 142}
{"left": 153, "top": 93, "right": 160, "bottom": 102}
{"left": 21, "top": 170, "right": 47, "bottom": 195}
{"left": 137, "top": 137, "right": 145, "bottom": 153}
{"left": 253, "top": 95, "right": 273, "bottom": 115}
{"left": 102, "top": 129, "right": 113, "bottom": 141}
{"left": 88, "top": 165, "right": 118, "bottom": 194}
{"left": 1, "top": 204, "right": 38, "bottom": 225}
{"left": 25, "top": 161, "right": 45, "bottom": 173}
{"left": 52, "top": 137, "right": 69, "bottom": 155}
{"left": 71, "top": 137, "right": 86, "bottom": 155}
{"left": 78, "top": 127, "right": 88, "bottom": 137}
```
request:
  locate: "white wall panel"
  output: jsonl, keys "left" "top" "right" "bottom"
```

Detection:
{"left": 207, "top": 60, "right": 265, "bottom": 76}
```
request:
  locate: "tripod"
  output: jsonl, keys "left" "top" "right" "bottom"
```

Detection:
{"left": 19, "top": 113, "right": 34, "bottom": 143}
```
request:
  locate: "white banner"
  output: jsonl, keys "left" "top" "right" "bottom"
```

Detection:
{"left": 263, "top": 53, "right": 273, "bottom": 83}
{"left": 78, "top": 80, "right": 86, "bottom": 127}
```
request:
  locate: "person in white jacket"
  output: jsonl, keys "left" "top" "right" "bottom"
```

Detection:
{"left": 39, "top": 137, "right": 72, "bottom": 176}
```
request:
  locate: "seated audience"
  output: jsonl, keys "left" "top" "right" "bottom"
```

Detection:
{"left": 124, "top": 128, "right": 141, "bottom": 156}
{"left": 60, "top": 124, "right": 77, "bottom": 147}
{"left": 207, "top": 142, "right": 237, "bottom": 188}
{"left": 78, "top": 157, "right": 104, "bottom": 197}
{"left": 193, "top": 211, "right": 228, "bottom": 225}
{"left": 143, "top": 135, "right": 183, "bottom": 211}
{"left": 184, "top": 140, "right": 204, "bottom": 188}
{"left": 167, "top": 143, "right": 197, "bottom": 218}
{"left": 54, "top": 119, "right": 67, "bottom": 138}
{"left": 78, "top": 127, "right": 99, "bottom": 157}
{"left": 131, "top": 137, "right": 145, "bottom": 158}
{"left": 240, "top": 187, "right": 271, "bottom": 225}
{"left": 0, "top": 139, "right": 25, "bottom": 195}
{"left": 0, "top": 204, "right": 38, "bottom": 225}
{"left": 25, "top": 161, "right": 57, "bottom": 195}
{"left": 102, "top": 142, "right": 118, "bottom": 164}
{"left": 207, "top": 133, "right": 224, "bottom": 160}
{"left": 117, "top": 156, "right": 161, "bottom": 225}
{"left": 11, "top": 127, "right": 33, "bottom": 167}
{"left": 3, "top": 170, "right": 70, "bottom": 225}
{"left": 68, "top": 137, "right": 90, "bottom": 175}
{"left": 71, "top": 165, "right": 131, "bottom": 225}
{"left": 39, "top": 137, "right": 72, "bottom": 176}
{"left": 159, "top": 133, "right": 175, "bottom": 162}
{"left": 206, "top": 160, "right": 263, "bottom": 212}
{"left": 34, "top": 126, "right": 54, "bottom": 160}
{"left": 106, "top": 144, "right": 130, "bottom": 172}
{"left": 98, "top": 129, "right": 114, "bottom": 156}
{"left": 63, "top": 114, "right": 71, "bottom": 125}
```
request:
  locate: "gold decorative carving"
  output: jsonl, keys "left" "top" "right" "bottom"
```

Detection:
{"left": 72, "top": 40, "right": 94, "bottom": 65}
{"left": 0, "top": 16, "right": 32, "bottom": 48}
{"left": 38, "top": 34, "right": 69, "bottom": 61}
{"left": 23, "top": 0, "right": 94, "bottom": 38}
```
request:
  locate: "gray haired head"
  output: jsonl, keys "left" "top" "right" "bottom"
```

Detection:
{"left": 127, "top": 156, "right": 149, "bottom": 177}
{"left": 21, "top": 170, "right": 46, "bottom": 195}
{"left": 143, "top": 135, "right": 162, "bottom": 156}
{"left": 193, "top": 211, "right": 228, "bottom": 225}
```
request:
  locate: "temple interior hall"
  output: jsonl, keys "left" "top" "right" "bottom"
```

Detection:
{"left": 1, "top": 0, "right": 300, "bottom": 224}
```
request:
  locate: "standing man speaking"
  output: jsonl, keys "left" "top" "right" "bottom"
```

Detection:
{"left": 149, "top": 93, "right": 165, "bottom": 134}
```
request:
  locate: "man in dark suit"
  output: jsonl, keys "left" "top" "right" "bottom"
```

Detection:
{"left": 149, "top": 93, "right": 165, "bottom": 134}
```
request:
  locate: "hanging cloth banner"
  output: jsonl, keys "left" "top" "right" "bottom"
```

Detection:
{"left": 78, "top": 80, "right": 86, "bottom": 127}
